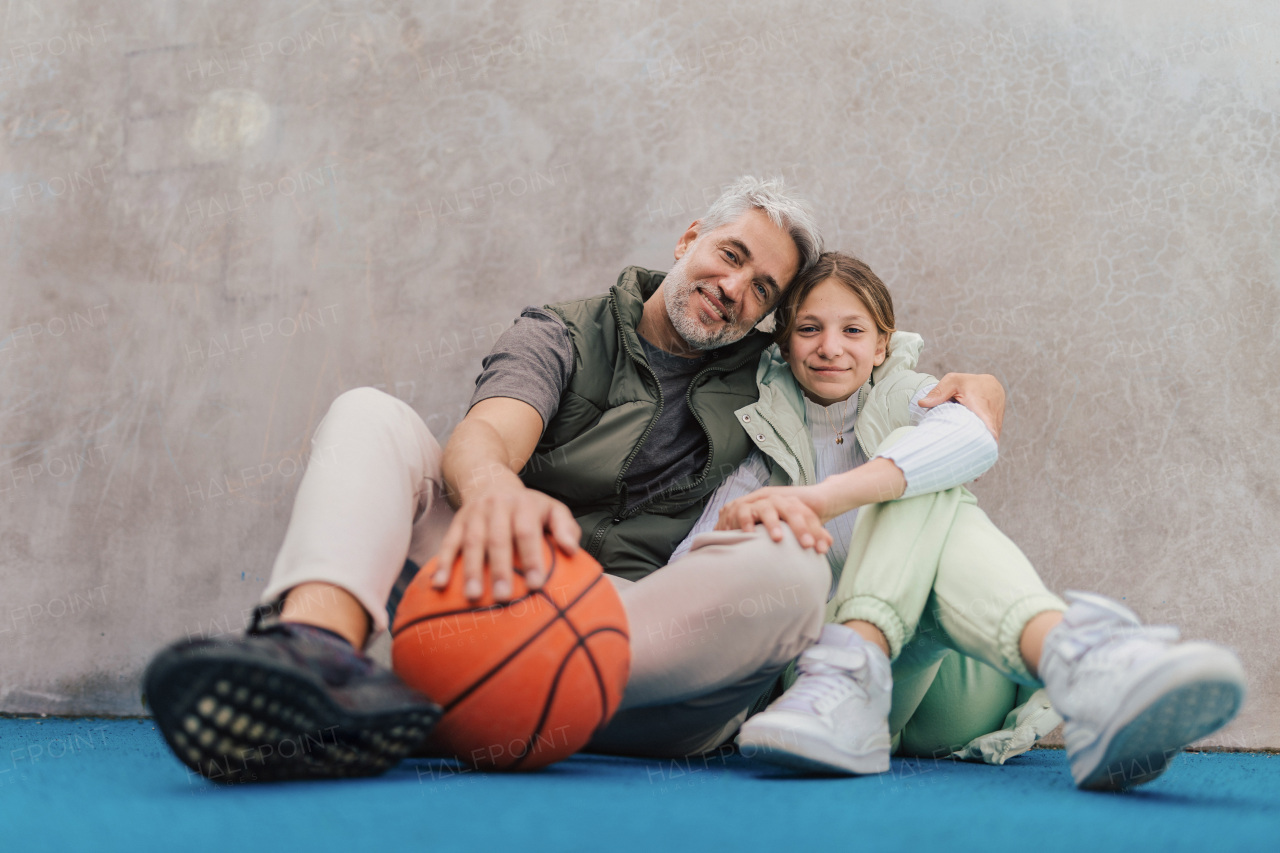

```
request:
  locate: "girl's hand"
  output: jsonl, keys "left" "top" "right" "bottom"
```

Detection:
{"left": 715, "top": 484, "right": 836, "bottom": 553}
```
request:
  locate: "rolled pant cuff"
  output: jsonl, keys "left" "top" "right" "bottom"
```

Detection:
{"left": 832, "top": 596, "right": 907, "bottom": 660}
{"left": 260, "top": 572, "right": 391, "bottom": 644}
{"left": 997, "top": 593, "right": 1068, "bottom": 684}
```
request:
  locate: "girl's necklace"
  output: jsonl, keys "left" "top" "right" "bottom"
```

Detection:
{"left": 823, "top": 397, "right": 851, "bottom": 445}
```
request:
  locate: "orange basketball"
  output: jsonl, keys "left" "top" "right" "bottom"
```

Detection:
{"left": 390, "top": 536, "right": 630, "bottom": 771}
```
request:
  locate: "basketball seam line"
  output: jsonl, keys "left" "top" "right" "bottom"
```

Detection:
{"left": 433, "top": 550, "right": 605, "bottom": 714}
{"left": 534, "top": 580, "right": 615, "bottom": 736}
{"left": 390, "top": 566, "right": 538, "bottom": 638}
{"left": 508, "top": 627, "right": 629, "bottom": 770}
{"left": 506, "top": 633, "right": 584, "bottom": 771}
{"left": 507, "top": 572, "right": 627, "bottom": 769}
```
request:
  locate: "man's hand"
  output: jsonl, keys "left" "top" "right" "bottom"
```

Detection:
{"left": 433, "top": 477, "right": 580, "bottom": 601}
{"left": 715, "top": 485, "right": 835, "bottom": 553}
{"left": 918, "top": 373, "right": 1006, "bottom": 440}
{"left": 438, "top": 397, "right": 580, "bottom": 601}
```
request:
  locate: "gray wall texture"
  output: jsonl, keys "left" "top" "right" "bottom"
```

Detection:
{"left": 1, "top": 0, "right": 1276, "bottom": 747}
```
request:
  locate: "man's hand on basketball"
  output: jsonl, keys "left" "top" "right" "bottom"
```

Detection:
{"left": 434, "top": 480, "right": 581, "bottom": 603}
{"left": 715, "top": 485, "right": 834, "bottom": 554}
{"left": 438, "top": 398, "right": 580, "bottom": 603}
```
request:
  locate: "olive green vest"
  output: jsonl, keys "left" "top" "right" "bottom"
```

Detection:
{"left": 519, "top": 266, "right": 771, "bottom": 581}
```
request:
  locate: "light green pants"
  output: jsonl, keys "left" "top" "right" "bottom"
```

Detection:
{"left": 828, "top": 442, "right": 1067, "bottom": 760}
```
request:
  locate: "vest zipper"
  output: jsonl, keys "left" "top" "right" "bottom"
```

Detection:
{"left": 587, "top": 516, "right": 615, "bottom": 556}
{"left": 853, "top": 381, "right": 873, "bottom": 462}
{"left": 754, "top": 409, "right": 812, "bottom": 485}
{"left": 854, "top": 431, "right": 873, "bottom": 465}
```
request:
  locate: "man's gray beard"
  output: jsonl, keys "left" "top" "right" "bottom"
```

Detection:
{"left": 662, "top": 261, "right": 744, "bottom": 351}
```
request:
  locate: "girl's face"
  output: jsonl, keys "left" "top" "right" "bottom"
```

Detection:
{"left": 782, "top": 277, "right": 887, "bottom": 405}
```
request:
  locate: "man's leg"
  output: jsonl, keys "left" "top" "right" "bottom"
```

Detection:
{"left": 261, "top": 386, "right": 456, "bottom": 642}
{"left": 588, "top": 526, "right": 830, "bottom": 757}
{"left": 144, "top": 388, "right": 449, "bottom": 783}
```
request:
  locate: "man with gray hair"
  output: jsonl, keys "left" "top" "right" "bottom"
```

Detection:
{"left": 144, "top": 176, "right": 1007, "bottom": 782}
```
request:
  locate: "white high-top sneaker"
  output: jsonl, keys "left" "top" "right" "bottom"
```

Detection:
{"left": 1039, "top": 592, "right": 1247, "bottom": 791}
{"left": 736, "top": 623, "right": 892, "bottom": 775}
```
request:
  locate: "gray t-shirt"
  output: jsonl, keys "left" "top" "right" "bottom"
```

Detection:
{"left": 469, "top": 306, "right": 710, "bottom": 511}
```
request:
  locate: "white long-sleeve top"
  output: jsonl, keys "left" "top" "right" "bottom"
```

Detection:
{"left": 671, "top": 382, "right": 998, "bottom": 576}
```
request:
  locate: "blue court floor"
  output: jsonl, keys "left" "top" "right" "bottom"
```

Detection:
{"left": 0, "top": 718, "right": 1275, "bottom": 852}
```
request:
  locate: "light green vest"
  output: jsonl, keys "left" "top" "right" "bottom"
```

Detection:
{"left": 731, "top": 332, "right": 938, "bottom": 486}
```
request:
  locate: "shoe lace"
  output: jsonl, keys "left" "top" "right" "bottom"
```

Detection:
{"left": 774, "top": 653, "right": 867, "bottom": 714}
{"left": 247, "top": 605, "right": 375, "bottom": 683}
{"left": 1055, "top": 621, "right": 1181, "bottom": 668}
{"left": 248, "top": 603, "right": 284, "bottom": 635}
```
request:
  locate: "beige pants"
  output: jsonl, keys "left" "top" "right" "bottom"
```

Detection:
{"left": 263, "top": 388, "right": 830, "bottom": 758}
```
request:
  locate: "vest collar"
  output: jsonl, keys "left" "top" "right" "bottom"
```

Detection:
{"left": 735, "top": 330, "right": 927, "bottom": 484}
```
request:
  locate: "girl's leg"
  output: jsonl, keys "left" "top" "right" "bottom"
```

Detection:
{"left": 924, "top": 497, "right": 1065, "bottom": 683}
{"left": 738, "top": 469, "right": 976, "bottom": 775}
{"left": 893, "top": 602, "right": 1062, "bottom": 765}
{"left": 896, "top": 651, "right": 1017, "bottom": 760}
{"left": 846, "top": 620, "right": 891, "bottom": 657}
{"left": 828, "top": 476, "right": 975, "bottom": 660}
{"left": 1019, "top": 611, "right": 1064, "bottom": 678}
{"left": 878, "top": 601, "right": 1057, "bottom": 765}
{"left": 899, "top": 497, "right": 1245, "bottom": 789}
{"left": 828, "top": 425, "right": 1065, "bottom": 676}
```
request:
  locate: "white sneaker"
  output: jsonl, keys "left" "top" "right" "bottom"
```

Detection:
{"left": 736, "top": 624, "right": 892, "bottom": 775}
{"left": 1039, "top": 592, "right": 1247, "bottom": 791}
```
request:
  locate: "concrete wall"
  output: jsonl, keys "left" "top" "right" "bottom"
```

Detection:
{"left": 1, "top": 0, "right": 1276, "bottom": 747}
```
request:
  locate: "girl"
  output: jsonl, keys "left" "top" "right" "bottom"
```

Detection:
{"left": 674, "top": 252, "right": 1246, "bottom": 790}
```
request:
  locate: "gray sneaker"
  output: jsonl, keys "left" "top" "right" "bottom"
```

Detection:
{"left": 1039, "top": 592, "right": 1247, "bottom": 791}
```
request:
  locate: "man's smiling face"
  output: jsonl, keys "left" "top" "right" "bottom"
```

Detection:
{"left": 662, "top": 207, "right": 801, "bottom": 351}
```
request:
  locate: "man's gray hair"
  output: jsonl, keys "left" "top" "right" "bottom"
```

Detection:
{"left": 699, "top": 175, "right": 823, "bottom": 278}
